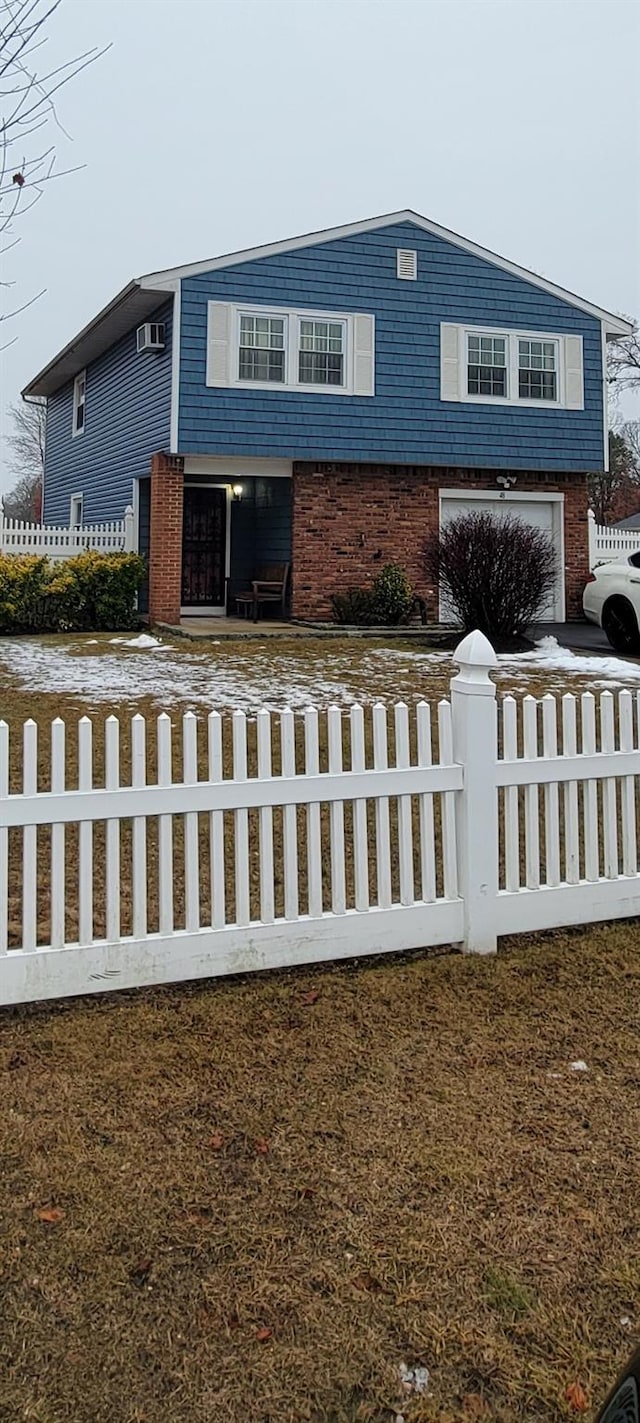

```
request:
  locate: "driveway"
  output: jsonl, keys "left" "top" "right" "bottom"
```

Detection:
{"left": 534, "top": 621, "right": 612, "bottom": 656}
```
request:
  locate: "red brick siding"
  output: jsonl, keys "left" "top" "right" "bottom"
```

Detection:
{"left": 148, "top": 452, "right": 184, "bottom": 626}
{"left": 291, "top": 463, "right": 589, "bottom": 622}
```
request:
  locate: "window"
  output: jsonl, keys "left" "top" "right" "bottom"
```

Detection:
{"left": 518, "top": 338, "right": 557, "bottom": 401}
{"left": 238, "top": 314, "right": 285, "bottom": 383}
{"left": 441, "top": 324, "right": 583, "bottom": 409}
{"left": 72, "top": 371, "right": 86, "bottom": 435}
{"left": 467, "top": 334, "right": 507, "bottom": 398}
{"left": 70, "top": 494, "right": 83, "bottom": 527}
{"left": 298, "top": 319, "right": 344, "bottom": 386}
{"left": 207, "top": 301, "right": 375, "bottom": 395}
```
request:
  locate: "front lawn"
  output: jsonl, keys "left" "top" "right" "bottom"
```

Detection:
{"left": 1, "top": 925, "right": 639, "bottom": 1422}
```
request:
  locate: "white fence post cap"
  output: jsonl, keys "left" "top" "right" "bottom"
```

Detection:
{"left": 452, "top": 629, "right": 498, "bottom": 692}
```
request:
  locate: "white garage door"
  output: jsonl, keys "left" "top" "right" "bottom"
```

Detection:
{"left": 439, "top": 493, "right": 564, "bottom": 622}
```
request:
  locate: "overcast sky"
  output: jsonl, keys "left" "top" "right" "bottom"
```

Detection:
{"left": 1, "top": 0, "right": 639, "bottom": 494}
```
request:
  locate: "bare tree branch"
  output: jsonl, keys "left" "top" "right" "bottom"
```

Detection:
{"left": 608, "top": 322, "right": 640, "bottom": 397}
{"left": 0, "top": 0, "right": 109, "bottom": 322}
{"left": 3, "top": 396, "right": 45, "bottom": 519}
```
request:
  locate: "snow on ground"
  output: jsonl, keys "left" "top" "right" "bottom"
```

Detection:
{"left": 0, "top": 632, "right": 638, "bottom": 714}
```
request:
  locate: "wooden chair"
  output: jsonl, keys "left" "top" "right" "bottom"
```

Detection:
{"left": 235, "top": 563, "right": 290, "bottom": 622}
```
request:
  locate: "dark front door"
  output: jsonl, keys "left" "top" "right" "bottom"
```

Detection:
{"left": 181, "top": 486, "right": 227, "bottom": 608}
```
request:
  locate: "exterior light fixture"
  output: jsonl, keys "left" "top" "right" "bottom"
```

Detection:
{"left": 231, "top": 483, "right": 243, "bottom": 501}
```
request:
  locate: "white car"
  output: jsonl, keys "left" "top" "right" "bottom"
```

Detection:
{"left": 584, "top": 553, "right": 640, "bottom": 653}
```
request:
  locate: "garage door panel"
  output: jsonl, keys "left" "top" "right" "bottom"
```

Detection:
{"left": 439, "top": 495, "right": 563, "bottom": 622}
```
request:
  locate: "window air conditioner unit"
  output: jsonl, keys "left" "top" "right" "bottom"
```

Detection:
{"left": 137, "top": 322, "right": 165, "bottom": 353}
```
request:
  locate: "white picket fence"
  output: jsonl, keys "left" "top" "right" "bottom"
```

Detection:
{"left": 589, "top": 508, "right": 640, "bottom": 567}
{"left": 0, "top": 506, "right": 135, "bottom": 560}
{"left": 3, "top": 629, "right": 640, "bottom": 1007}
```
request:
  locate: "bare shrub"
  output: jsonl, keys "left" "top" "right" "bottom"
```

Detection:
{"left": 428, "top": 511, "right": 557, "bottom": 638}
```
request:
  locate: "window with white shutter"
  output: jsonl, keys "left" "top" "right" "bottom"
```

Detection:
{"left": 206, "top": 303, "right": 375, "bottom": 395}
{"left": 440, "top": 324, "right": 584, "bottom": 409}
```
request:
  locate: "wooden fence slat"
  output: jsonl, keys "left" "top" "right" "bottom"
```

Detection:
{"left": 304, "top": 708, "right": 323, "bottom": 919}
{"left": 562, "top": 694, "right": 580, "bottom": 883}
{"left": 600, "top": 692, "right": 619, "bottom": 879}
{"left": 51, "top": 719, "right": 66, "bottom": 949}
{"left": 328, "top": 706, "right": 346, "bottom": 915}
{"left": 581, "top": 693, "right": 599, "bottom": 882}
{"left": 394, "top": 702, "right": 414, "bottom": 906}
{"left": 350, "top": 704, "right": 369, "bottom": 912}
{"left": 78, "top": 717, "right": 93, "bottom": 947}
{"left": 523, "top": 697, "right": 540, "bottom": 890}
{"left": 183, "top": 712, "right": 200, "bottom": 933}
{"left": 619, "top": 690, "right": 637, "bottom": 877}
{"left": 233, "top": 711, "right": 250, "bottom": 927}
{"left": 0, "top": 722, "right": 7, "bottom": 954}
{"left": 256, "top": 709, "right": 275, "bottom": 924}
{"left": 105, "top": 716, "right": 121, "bottom": 943}
{"left": 438, "top": 700, "right": 458, "bottom": 900}
{"left": 22, "top": 721, "right": 38, "bottom": 952}
{"left": 156, "top": 713, "right": 174, "bottom": 936}
{"left": 502, "top": 696, "right": 520, "bottom": 891}
{"left": 131, "top": 714, "right": 147, "bottom": 939}
{"left": 373, "top": 704, "right": 392, "bottom": 909}
{"left": 542, "top": 695, "right": 560, "bottom": 887}
{"left": 208, "top": 712, "right": 225, "bottom": 929}
{"left": 416, "top": 701, "right": 436, "bottom": 903}
{"left": 281, "top": 708, "right": 300, "bottom": 921}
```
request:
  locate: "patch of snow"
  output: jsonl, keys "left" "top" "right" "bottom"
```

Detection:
{"left": 109, "top": 633, "right": 162, "bottom": 648}
{"left": 399, "top": 1363, "right": 430, "bottom": 1395}
{"left": 570, "top": 1060, "right": 589, "bottom": 1073}
{"left": 499, "top": 636, "right": 640, "bottom": 686}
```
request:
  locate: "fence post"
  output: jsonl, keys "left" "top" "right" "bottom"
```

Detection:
{"left": 123, "top": 505, "right": 135, "bottom": 553}
{"left": 450, "top": 630, "right": 499, "bottom": 955}
{"left": 587, "top": 507, "right": 596, "bottom": 571}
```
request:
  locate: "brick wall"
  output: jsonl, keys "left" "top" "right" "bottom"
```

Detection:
{"left": 291, "top": 463, "right": 589, "bottom": 622}
{"left": 148, "top": 452, "right": 184, "bottom": 625}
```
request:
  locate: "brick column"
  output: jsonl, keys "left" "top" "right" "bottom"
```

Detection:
{"left": 148, "top": 452, "right": 184, "bottom": 626}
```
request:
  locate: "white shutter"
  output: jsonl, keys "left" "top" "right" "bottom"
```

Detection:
{"left": 206, "top": 301, "right": 232, "bottom": 387}
{"left": 563, "top": 335, "right": 584, "bottom": 410}
{"left": 352, "top": 313, "right": 375, "bottom": 396}
{"left": 440, "top": 323, "right": 461, "bottom": 401}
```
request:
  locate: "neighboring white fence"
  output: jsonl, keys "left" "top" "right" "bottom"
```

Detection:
{"left": 0, "top": 506, "right": 135, "bottom": 560}
{"left": 3, "top": 630, "right": 640, "bottom": 1006}
{"left": 589, "top": 508, "right": 640, "bottom": 568}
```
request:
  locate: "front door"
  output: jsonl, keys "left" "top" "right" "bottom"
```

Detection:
{"left": 181, "top": 485, "right": 227, "bottom": 610}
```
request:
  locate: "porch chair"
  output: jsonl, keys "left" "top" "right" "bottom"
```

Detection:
{"left": 235, "top": 563, "right": 290, "bottom": 623}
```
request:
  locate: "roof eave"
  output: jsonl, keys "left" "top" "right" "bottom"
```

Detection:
{"left": 22, "top": 278, "right": 177, "bottom": 397}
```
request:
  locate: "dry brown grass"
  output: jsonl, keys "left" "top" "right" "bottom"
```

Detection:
{"left": 2, "top": 925, "right": 640, "bottom": 1423}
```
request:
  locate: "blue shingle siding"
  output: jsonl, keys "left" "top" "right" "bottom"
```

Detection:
{"left": 43, "top": 301, "right": 172, "bottom": 524}
{"left": 178, "top": 222, "right": 604, "bottom": 473}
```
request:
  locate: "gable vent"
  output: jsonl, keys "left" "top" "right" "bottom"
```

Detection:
{"left": 397, "top": 248, "right": 417, "bottom": 280}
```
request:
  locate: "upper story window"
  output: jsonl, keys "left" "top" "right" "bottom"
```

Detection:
{"left": 440, "top": 323, "right": 584, "bottom": 410}
{"left": 467, "top": 334, "right": 507, "bottom": 398}
{"left": 72, "top": 370, "right": 86, "bottom": 436}
{"left": 238, "top": 314, "right": 285, "bottom": 383}
{"left": 299, "top": 319, "right": 345, "bottom": 387}
{"left": 518, "top": 338, "right": 557, "bottom": 401}
{"left": 206, "top": 301, "right": 375, "bottom": 396}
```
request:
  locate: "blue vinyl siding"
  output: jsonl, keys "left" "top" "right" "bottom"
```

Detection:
{"left": 178, "top": 222, "right": 604, "bottom": 473}
{"left": 43, "top": 301, "right": 172, "bottom": 524}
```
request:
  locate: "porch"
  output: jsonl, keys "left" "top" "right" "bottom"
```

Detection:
{"left": 143, "top": 456, "right": 293, "bottom": 624}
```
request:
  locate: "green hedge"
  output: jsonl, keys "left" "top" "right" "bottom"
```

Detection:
{"left": 331, "top": 563, "right": 414, "bottom": 626}
{"left": 0, "top": 552, "right": 146, "bottom": 634}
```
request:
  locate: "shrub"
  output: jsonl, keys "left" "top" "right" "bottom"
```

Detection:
{"left": 371, "top": 563, "right": 413, "bottom": 625}
{"left": 331, "top": 564, "right": 414, "bottom": 627}
{"left": 0, "top": 552, "right": 146, "bottom": 634}
{"left": 427, "top": 511, "right": 556, "bottom": 638}
{"left": 330, "top": 587, "right": 377, "bottom": 625}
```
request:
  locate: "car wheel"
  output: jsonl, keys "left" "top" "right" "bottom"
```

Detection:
{"left": 602, "top": 599, "right": 640, "bottom": 655}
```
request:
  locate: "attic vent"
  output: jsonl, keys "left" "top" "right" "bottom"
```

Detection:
{"left": 397, "top": 248, "right": 417, "bottom": 281}
{"left": 137, "top": 322, "right": 165, "bottom": 353}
